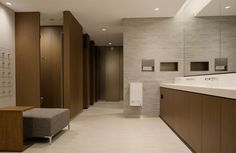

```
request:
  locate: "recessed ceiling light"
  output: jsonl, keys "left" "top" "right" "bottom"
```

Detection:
{"left": 154, "top": 8, "right": 159, "bottom": 11}
{"left": 108, "top": 42, "right": 112, "bottom": 45}
{"left": 225, "top": 6, "right": 231, "bottom": 9}
{"left": 102, "top": 28, "right": 107, "bottom": 32}
{"left": 6, "top": 2, "right": 12, "bottom": 6}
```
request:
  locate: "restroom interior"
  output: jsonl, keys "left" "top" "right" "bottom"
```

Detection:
{"left": 0, "top": 0, "right": 236, "bottom": 153}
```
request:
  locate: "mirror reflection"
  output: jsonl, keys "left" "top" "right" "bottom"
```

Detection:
{"left": 182, "top": 0, "right": 236, "bottom": 76}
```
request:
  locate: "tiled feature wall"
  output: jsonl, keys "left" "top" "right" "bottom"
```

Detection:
{"left": 123, "top": 16, "right": 236, "bottom": 117}
{"left": 184, "top": 17, "right": 221, "bottom": 75}
{"left": 123, "top": 18, "right": 185, "bottom": 117}
{"left": 184, "top": 16, "right": 236, "bottom": 75}
{"left": 0, "top": 4, "right": 15, "bottom": 107}
{"left": 221, "top": 17, "right": 236, "bottom": 73}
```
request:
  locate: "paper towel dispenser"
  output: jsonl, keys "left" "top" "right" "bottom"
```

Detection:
{"left": 215, "top": 58, "right": 228, "bottom": 71}
{"left": 142, "top": 59, "right": 154, "bottom": 72}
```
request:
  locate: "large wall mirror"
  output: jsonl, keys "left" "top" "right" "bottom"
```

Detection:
{"left": 181, "top": 0, "right": 236, "bottom": 76}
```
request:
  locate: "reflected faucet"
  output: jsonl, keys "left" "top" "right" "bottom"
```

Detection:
{"left": 205, "top": 77, "right": 218, "bottom": 81}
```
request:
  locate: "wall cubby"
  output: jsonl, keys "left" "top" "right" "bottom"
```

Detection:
{"left": 160, "top": 62, "right": 178, "bottom": 71}
{"left": 190, "top": 62, "right": 209, "bottom": 71}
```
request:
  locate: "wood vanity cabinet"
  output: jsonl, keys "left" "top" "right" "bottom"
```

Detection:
{"left": 188, "top": 92, "right": 202, "bottom": 153}
{"left": 160, "top": 87, "right": 236, "bottom": 153}
{"left": 160, "top": 88, "right": 173, "bottom": 127}
{"left": 173, "top": 90, "right": 190, "bottom": 143}
{"left": 221, "top": 99, "right": 236, "bottom": 153}
{"left": 202, "top": 95, "right": 221, "bottom": 153}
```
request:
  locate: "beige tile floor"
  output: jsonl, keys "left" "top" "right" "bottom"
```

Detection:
{"left": 22, "top": 101, "right": 191, "bottom": 153}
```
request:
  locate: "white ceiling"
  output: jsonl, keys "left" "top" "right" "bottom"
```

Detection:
{"left": 0, "top": 0, "right": 187, "bottom": 46}
{"left": 197, "top": 0, "right": 236, "bottom": 16}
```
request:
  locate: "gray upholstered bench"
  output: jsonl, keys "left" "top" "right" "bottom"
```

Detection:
{"left": 23, "top": 108, "right": 70, "bottom": 144}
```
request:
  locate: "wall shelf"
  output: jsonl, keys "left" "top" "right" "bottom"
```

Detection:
{"left": 160, "top": 62, "right": 178, "bottom": 71}
{"left": 190, "top": 62, "right": 209, "bottom": 71}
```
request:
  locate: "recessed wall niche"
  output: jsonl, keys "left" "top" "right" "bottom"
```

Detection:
{"left": 190, "top": 62, "right": 209, "bottom": 71}
{"left": 160, "top": 62, "right": 178, "bottom": 71}
{"left": 141, "top": 59, "right": 155, "bottom": 72}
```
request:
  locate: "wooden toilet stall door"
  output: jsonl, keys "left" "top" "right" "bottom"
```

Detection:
{"left": 40, "top": 26, "right": 63, "bottom": 108}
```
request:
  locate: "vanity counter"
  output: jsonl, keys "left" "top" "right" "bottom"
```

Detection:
{"left": 160, "top": 87, "right": 236, "bottom": 153}
{"left": 160, "top": 83, "right": 236, "bottom": 100}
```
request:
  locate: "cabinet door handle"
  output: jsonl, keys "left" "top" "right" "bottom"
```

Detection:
{"left": 161, "top": 94, "right": 164, "bottom": 99}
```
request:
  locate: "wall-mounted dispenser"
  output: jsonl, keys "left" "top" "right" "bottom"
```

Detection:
{"left": 215, "top": 58, "right": 228, "bottom": 71}
{"left": 142, "top": 59, "right": 155, "bottom": 72}
{"left": 129, "top": 82, "right": 142, "bottom": 106}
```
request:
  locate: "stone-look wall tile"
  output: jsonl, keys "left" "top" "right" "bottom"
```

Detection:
{"left": 184, "top": 16, "right": 221, "bottom": 75}
{"left": 123, "top": 16, "right": 236, "bottom": 117}
{"left": 221, "top": 17, "right": 236, "bottom": 72}
{"left": 184, "top": 16, "right": 236, "bottom": 75}
{"left": 123, "top": 18, "right": 184, "bottom": 117}
{"left": 184, "top": 17, "right": 221, "bottom": 35}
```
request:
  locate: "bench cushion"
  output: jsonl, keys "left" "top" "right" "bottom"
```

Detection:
{"left": 23, "top": 108, "right": 70, "bottom": 138}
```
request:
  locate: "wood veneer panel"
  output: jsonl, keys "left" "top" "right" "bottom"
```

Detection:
{"left": 40, "top": 26, "right": 63, "bottom": 108}
{"left": 161, "top": 88, "right": 202, "bottom": 153}
{"left": 0, "top": 106, "right": 33, "bottom": 111}
{"left": 160, "top": 88, "right": 236, "bottom": 153}
{"left": 221, "top": 99, "right": 236, "bottom": 153}
{"left": 119, "top": 47, "right": 123, "bottom": 100}
{"left": 95, "top": 46, "right": 123, "bottom": 101}
{"left": 162, "top": 88, "right": 175, "bottom": 127}
{"left": 63, "top": 11, "right": 83, "bottom": 118}
{"left": 95, "top": 46, "right": 100, "bottom": 101}
{"left": 96, "top": 47, "right": 106, "bottom": 100}
{"left": 160, "top": 87, "right": 166, "bottom": 119}
{"left": 15, "top": 12, "right": 40, "bottom": 107}
{"left": 202, "top": 95, "right": 221, "bottom": 153}
{"left": 0, "top": 107, "right": 33, "bottom": 152}
{"left": 188, "top": 92, "right": 202, "bottom": 153}
{"left": 83, "top": 34, "right": 90, "bottom": 109}
{"left": 174, "top": 90, "right": 190, "bottom": 143}
{"left": 0, "top": 111, "right": 23, "bottom": 151}
{"left": 90, "top": 41, "right": 95, "bottom": 105}
{"left": 105, "top": 47, "right": 120, "bottom": 101}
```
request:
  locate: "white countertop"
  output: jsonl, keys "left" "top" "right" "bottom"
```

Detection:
{"left": 160, "top": 83, "right": 236, "bottom": 100}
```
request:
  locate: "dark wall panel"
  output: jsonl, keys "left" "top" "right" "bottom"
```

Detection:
{"left": 96, "top": 48, "right": 106, "bottom": 100}
{"left": 90, "top": 41, "right": 96, "bottom": 105}
{"left": 221, "top": 99, "right": 236, "bottom": 153}
{"left": 63, "top": 11, "right": 83, "bottom": 118}
{"left": 96, "top": 46, "right": 123, "bottom": 101}
{"left": 15, "top": 12, "right": 41, "bottom": 107}
{"left": 95, "top": 46, "right": 100, "bottom": 101}
{"left": 119, "top": 47, "right": 123, "bottom": 100}
{"left": 83, "top": 34, "right": 90, "bottom": 109}
{"left": 40, "top": 26, "right": 63, "bottom": 108}
{"left": 105, "top": 47, "right": 120, "bottom": 101}
{"left": 202, "top": 95, "right": 221, "bottom": 153}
